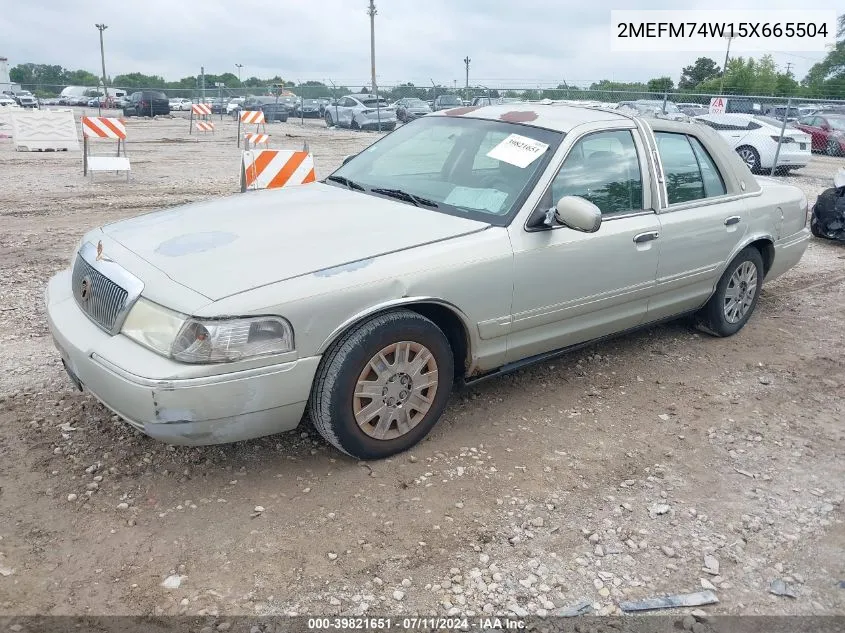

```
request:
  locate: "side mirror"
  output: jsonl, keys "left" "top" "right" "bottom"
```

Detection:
{"left": 554, "top": 196, "right": 602, "bottom": 232}
{"left": 342, "top": 154, "right": 356, "bottom": 165}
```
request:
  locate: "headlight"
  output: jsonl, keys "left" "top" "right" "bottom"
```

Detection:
{"left": 171, "top": 316, "right": 293, "bottom": 363}
{"left": 121, "top": 298, "right": 187, "bottom": 356}
{"left": 121, "top": 299, "right": 294, "bottom": 363}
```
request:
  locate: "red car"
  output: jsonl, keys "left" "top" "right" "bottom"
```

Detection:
{"left": 794, "top": 114, "right": 845, "bottom": 156}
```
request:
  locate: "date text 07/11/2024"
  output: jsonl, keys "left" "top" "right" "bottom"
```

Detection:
{"left": 306, "top": 617, "right": 527, "bottom": 630}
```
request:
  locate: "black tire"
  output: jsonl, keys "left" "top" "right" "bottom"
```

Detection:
{"left": 351, "top": 119, "right": 360, "bottom": 130}
{"left": 827, "top": 139, "right": 841, "bottom": 157}
{"left": 325, "top": 112, "right": 333, "bottom": 127}
{"left": 736, "top": 146, "right": 761, "bottom": 172}
{"left": 308, "top": 310, "right": 454, "bottom": 460}
{"left": 695, "top": 246, "right": 764, "bottom": 337}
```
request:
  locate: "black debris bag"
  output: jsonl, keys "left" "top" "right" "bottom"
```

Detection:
{"left": 811, "top": 183, "right": 845, "bottom": 242}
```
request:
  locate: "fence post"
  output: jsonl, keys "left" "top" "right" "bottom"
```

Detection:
{"left": 662, "top": 91, "right": 668, "bottom": 114}
{"left": 770, "top": 97, "right": 792, "bottom": 177}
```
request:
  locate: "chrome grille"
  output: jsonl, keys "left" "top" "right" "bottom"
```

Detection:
{"left": 72, "top": 254, "right": 129, "bottom": 333}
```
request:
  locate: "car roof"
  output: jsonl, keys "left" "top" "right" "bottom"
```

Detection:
{"left": 697, "top": 113, "right": 755, "bottom": 123}
{"left": 429, "top": 103, "right": 632, "bottom": 132}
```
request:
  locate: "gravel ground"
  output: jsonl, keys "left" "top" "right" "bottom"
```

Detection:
{"left": 0, "top": 109, "right": 843, "bottom": 619}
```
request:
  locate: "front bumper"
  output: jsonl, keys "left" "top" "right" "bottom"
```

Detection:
{"left": 45, "top": 270, "right": 320, "bottom": 445}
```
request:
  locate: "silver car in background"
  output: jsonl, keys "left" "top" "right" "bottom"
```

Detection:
{"left": 324, "top": 94, "right": 397, "bottom": 130}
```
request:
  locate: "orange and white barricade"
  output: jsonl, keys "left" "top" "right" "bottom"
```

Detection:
{"left": 189, "top": 103, "right": 212, "bottom": 134}
{"left": 244, "top": 133, "right": 270, "bottom": 149}
{"left": 81, "top": 116, "right": 130, "bottom": 180}
{"left": 195, "top": 121, "right": 215, "bottom": 134}
{"left": 237, "top": 109, "right": 266, "bottom": 147}
{"left": 240, "top": 149, "right": 316, "bottom": 192}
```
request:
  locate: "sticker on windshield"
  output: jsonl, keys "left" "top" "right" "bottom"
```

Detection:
{"left": 486, "top": 134, "right": 549, "bottom": 168}
{"left": 444, "top": 186, "right": 509, "bottom": 214}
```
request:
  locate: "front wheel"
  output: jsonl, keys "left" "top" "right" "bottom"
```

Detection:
{"left": 325, "top": 112, "right": 333, "bottom": 127}
{"left": 695, "top": 247, "right": 764, "bottom": 337}
{"left": 308, "top": 310, "right": 454, "bottom": 460}
{"left": 351, "top": 119, "right": 360, "bottom": 130}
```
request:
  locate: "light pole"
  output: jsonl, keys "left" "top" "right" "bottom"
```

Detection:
{"left": 235, "top": 63, "right": 243, "bottom": 85}
{"left": 463, "top": 56, "right": 471, "bottom": 89}
{"left": 95, "top": 23, "right": 108, "bottom": 113}
{"left": 367, "top": 0, "right": 377, "bottom": 96}
{"left": 718, "top": 29, "right": 736, "bottom": 95}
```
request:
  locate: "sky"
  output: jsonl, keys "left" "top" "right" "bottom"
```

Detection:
{"left": 1, "top": 0, "right": 841, "bottom": 89}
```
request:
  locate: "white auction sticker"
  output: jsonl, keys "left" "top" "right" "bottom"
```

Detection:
{"left": 486, "top": 134, "right": 549, "bottom": 169}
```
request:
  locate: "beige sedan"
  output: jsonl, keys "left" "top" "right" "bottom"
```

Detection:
{"left": 46, "top": 104, "right": 810, "bottom": 458}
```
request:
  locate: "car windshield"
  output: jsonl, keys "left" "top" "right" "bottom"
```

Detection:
{"left": 407, "top": 99, "right": 427, "bottom": 106}
{"left": 144, "top": 92, "right": 167, "bottom": 100}
{"left": 828, "top": 117, "right": 845, "bottom": 131}
{"left": 303, "top": 99, "right": 318, "bottom": 105}
{"left": 327, "top": 115, "right": 562, "bottom": 225}
{"left": 439, "top": 96, "right": 460, "bottom": 104}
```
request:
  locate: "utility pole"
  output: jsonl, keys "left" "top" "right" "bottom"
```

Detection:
{"left": 367, "top": 0, "right": 377, "bottom": 95}
{"left": 719, "top": 28, "right": 735, "bottom": 95}
{"left": 200, "top": 66, "right": 205, "bottom": 102}
{"left": 235, "top": 63, "right": 243, "bottom": 85}
{"left": 785, "top": 62, "right": 793, "bottom": 75}
{"left": 95, "top": 24, "right": 108, "bottom": 113}
{"left": 463, "top": 56, "right": 471, "bottom": 89}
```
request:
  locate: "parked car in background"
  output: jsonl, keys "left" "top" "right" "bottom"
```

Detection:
{"left": 722, "top": 98, "right": 762, "bottom": 115}
{"left": 0, "top": 94, "right": 16, "bottom": 107}
{"left": 471, "top": 96, "right": 493, "bottom": 107}
{"left": 294, "top": 98, "right": 322, "bottom": 118}
{"left": 14, "top": 91, "right": 38, "bottom": 108}
{"left": 432, "top": 94, "right": 462, "bottom": 111}
{"left": 123, "top": 91, "right": 170, "bottom": 117}
{"left": 317, "top": 98, "right": 332, "bottom": 115}
{"left": 694, "top": 113, "right": 811, "bottom": 172}
{"left": 793, "top": 114, "right": 845, "bottom": 156}
{"left": 679, "top": 105, "right": 708, "bottom": 116}
{"left": 210, "top": 98, "right": 228, "bottom": 114}
{"left": 45, "top": 103, "right": 810, "bottom": 458}
{"left": 169, "top": 98, "right": 192, "bottom": 111}
{"left": 324, "top": 94, "right": 396, "bottom": 130}
{"left": 226, "top": 97, "right": 245, "bottom": 115}
{"left": 394, "top": 97, "right": 431, "bottom": 122}
{"left": 764, "top": 105, "right": 805, "bottom": 121}
{"left": 240, "top": 96, "right": 289, "bottom": 122}
{"left": 617, "top": 100, "right": 686, "bottom": 120}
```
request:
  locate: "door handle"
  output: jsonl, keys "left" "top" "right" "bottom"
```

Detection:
{"left": 724, "top": 216, "right": 741, "bottom": 226}
{"left": 633, "top": 231, "right": 659, "bottom": 243}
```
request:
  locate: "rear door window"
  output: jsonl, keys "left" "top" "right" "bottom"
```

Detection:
{"left": 655, "top": 132, "right": 727, "bottom": 204}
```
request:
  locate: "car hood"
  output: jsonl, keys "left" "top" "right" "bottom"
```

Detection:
{"left": 102, "top": 183, "right": 489, "bottom": 301}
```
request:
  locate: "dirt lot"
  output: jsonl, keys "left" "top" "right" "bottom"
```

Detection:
{"left": 0, "top": 109, "right": 843, "bottom": 620}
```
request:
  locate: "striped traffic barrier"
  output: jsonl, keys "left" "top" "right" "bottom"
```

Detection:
{"left": 195, "top": 121, "right": 215, "bottom": 133}
{"left": 80, "top": 116, "right": 130, "bottom": 180}
{"left": 244, "top": 133, "right": 270, "bottom": 148}
{"left": 237, "top": 109, "right": 266, "bottom": 147}
{"left": 189, "top": 103, "right": 212, "bottom": 134}
{"left": 240, "top": 110, "right": 265, "bottom": 124}
{"left": 240, "top": 149, "right": 316, "bottom": 192}
{"left": 81, "top": 116, "right": 127, "bottom": 139}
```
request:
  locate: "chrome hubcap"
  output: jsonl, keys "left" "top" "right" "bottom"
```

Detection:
{"left": 739, "top": 149, "right": 755, "bottom": 168}
{"left": 353, "top": 341, "right": 438, "bottom": 440}
{"left": 724, "top": 261, "right": 758, "bottom": 324}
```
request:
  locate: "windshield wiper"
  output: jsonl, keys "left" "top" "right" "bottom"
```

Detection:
{"left": 326, "top": 175, "right": 365, "bottom": 191}
{"left": 369, "top": 188, "right": 439, "bottom": 208}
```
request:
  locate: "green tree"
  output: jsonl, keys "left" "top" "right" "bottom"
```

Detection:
{"left": 647, "top": 76, "right": 674, "bottom": 92}
{"left": 112, "top": 72, "right": 166, "bottom": 89}
{"left": 802, "top": 14, "right": 845, "bottom": 97}
{"left": 679, "top": 57, "right": 720, "bottom": 90}
{"left": 64, "top": 69, "right": 100, "bottom": 85}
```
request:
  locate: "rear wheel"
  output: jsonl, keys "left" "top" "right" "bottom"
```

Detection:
{"left": 827, "top": 139, "right": 841, "bottom": 156}
{"left": 325, "top": 112, "right": 333, "bottom": 127}
{"left": 351, "top": 119, "right": 360, "bottom": 130}
{"left": 308, "top": 310, "right": 454, "bottom": 460}
{"left": 736, "top": 146, "right": 761, "bottom": 172}
{"left": 695, "top": 247, "right": 764, "bottom": 337}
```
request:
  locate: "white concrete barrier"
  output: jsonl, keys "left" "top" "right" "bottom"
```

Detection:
{"left": 10, "top": 108, "right": 79, "bottom": 151}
